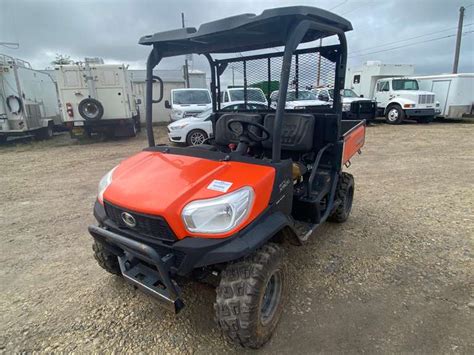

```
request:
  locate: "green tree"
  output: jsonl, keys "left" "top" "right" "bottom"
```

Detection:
{"left": 51, "top": 54, "right": 73, "bottom": 65}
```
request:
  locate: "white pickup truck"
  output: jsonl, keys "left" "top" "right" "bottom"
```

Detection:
{"left": 374, "top": 78, "right": 441, "bottom": 124}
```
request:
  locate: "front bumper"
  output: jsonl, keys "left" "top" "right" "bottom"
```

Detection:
{"left": 405, "top": 108, "right": 436, "bottom": 117}
{"left": 89, "top": 225, "right": 185, "bottom": 313}
{"left": 90, "top": 201, "right": 291, "bottom": 312}
{"left": 167, "top": 129, "right": 185, "bottom": 143}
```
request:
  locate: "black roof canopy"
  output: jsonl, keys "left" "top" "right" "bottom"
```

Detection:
{"left": 139, "top": 6, "right": 352, "bottom": 57}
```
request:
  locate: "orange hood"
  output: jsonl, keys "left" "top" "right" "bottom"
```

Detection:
{"left": 103, "top": 151, "right": 275, "bottom": 239}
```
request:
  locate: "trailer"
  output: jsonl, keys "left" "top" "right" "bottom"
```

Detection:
{"left": 0, "top": 54, "right": 61, "bottom": 143}
{"left": 55, "top": 60, "right": 140, "bottom": 138}
{"left": 409, "top": 73, "right": 474, "bottom": 119}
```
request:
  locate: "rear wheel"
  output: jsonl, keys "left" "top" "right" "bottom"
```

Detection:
{"left": 215, "top": 243, "right": 287, "bottom": 349}
{"left": 385, "top": 105, "right": 404, "bottom": 124}
{"left": 92, "top": 240, "right": 121, "bottom": 275}
{"left": 186, "top": 129, "right": 208, "bottom": 146}
{"left": 328, "top": 172, "right": 354, "bottom": 223}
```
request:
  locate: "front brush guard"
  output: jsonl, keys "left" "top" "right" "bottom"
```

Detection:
{"left": 88, "top": 225, "right": 184, "bottom": 313}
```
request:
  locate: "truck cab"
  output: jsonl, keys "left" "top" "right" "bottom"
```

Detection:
{"left": 374, "top": 77, "right": 441, "bottom": 124}
{"left": 220, "top": 87, "right": 268, "bottom": 106}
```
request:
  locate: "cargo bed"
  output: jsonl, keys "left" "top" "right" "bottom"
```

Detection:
{"left": 341, "top": 120, "right": 366, "bottom": 164}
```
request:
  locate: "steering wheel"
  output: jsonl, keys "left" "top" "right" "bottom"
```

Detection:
{"left": 226, "top": 119, "right": 271, "bottom": 143}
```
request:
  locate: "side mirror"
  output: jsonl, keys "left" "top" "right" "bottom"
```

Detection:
{"left": 318, "top": 94, "right": 329, "bottom": 102}
{"left": 359, "top": 94, "right": 364, "bottom": 98}
{"left": 164, "top": 100, "right": 171, "bottom": 109}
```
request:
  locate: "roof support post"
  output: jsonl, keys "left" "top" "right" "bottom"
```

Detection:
{"left": 146, "top": 47, "right": 161, "bottom": 147}
{"left": 204, "top": 54, "right": 217, "bottom": 112}
{"left": 272, "top": 20, "right": 311, "bottom": 163}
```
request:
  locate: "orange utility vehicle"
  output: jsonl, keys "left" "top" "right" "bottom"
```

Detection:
{"left": 88, "top": 6, "right": 365, "bottom": 348}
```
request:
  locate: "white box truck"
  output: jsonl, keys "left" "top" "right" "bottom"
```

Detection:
{"left": 346, "top": 61, "right": 440, "bottom": 124}
{"left": 409, "top": 73, "right": 473, "bottom": 119}
{"left": 55, "top": 61, "right": 140, "bottom": 138}
{"left": 0, "top": 54, "right": 61, "bottom": 143}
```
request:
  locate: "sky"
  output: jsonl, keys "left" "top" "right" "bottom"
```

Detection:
{"left": 1, "top": 0, "right": 473, "bottom": 76}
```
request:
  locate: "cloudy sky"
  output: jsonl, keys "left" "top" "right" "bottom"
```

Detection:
{"left": 1, "top": 0, "right": 473, "bottom": 76}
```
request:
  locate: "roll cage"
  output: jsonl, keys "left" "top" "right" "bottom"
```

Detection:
{"left": 140, "top": 6, "right": 352, "bottom": 163}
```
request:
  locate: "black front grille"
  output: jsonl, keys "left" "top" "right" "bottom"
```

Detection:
{"left": 104, "top": 202, "right": 177, "bottom": 242}
{"left": 350, "top": 101, "right": 376, "bottom": 114}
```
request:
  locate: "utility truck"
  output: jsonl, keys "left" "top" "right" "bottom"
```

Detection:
{"left": 313, "top": 87, "right": 377, "bottom": 121}
{"left": 0, "top": 54, "right": 61, "bottom": 143}
{"left": 409, "top": 73, "right": 474, "bottom": 119}
{"left": 55, "top": 59, "right": 140, "bottom": 138}
{"left": 346, "top": 61, "right": 440, "bottom": 124}
{"left": 88, "top": 7, "right": 365, "bottom": 348}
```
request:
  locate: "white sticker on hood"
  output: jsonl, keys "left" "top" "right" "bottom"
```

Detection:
{"left": 207, "top": 180, "right": 233, "bottom": 193}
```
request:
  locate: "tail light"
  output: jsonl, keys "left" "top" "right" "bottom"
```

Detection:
{"left": 66, "top": 103, "right": 74, "bottom": 118}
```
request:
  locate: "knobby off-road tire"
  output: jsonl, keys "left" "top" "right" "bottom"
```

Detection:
{"left": 328, "top": 172, "right": 354, "bottom": 223}
{"left": 215, "top": 243, "right": 287, "bottom": 349}
{"left": 92, "top": 240, "right": 121, "bottom": 275}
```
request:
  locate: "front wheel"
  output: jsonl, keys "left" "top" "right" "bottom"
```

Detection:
{"left": 328, "top": 172, "right": 354, "bottom": 223}
{"left": 186, "top": 129, "right": 208, "bottom": 146}
{"left": 385, "top": 105, "right": 405, "bottom": 124}
{"left": 215, "top": 243, "right": 287, "bottom": 349}
{"left": 92, "top": 240, "right": 121, "bottom": 275}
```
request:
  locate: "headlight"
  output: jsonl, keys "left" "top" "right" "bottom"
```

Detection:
{"left": 170, "top": 123, "right": 188, "bottom": 130}
{"left": 172, "top": 110, "right": 183, "bottom": 117}
{"left": 98, "top": 166, "right": 117, "bottom": 204}
{"left": 182, "top": 186, "right": 254, "bottom": 234}
{"left": 342, "top": 103, "right": 351, "bottom": 111}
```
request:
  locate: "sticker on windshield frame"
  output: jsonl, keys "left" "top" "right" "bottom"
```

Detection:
{"left": 207, "top": 180, "right": 233, "bottom": 193}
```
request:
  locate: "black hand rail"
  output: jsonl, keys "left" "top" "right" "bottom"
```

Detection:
{"left": 152, "top": 75, "right": 164, "bottom": 103}
{"left": 307, "top": 143, "right": 333, "bottom": 197}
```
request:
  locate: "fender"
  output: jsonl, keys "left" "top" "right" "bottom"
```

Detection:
{"left": 384, "top": 97, "right": 417, "bottom": 115}
{"left": 180, "top": 211, "right": 293, "bottom": 271}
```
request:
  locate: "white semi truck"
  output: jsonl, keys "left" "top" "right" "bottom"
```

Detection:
{"left": 346, "top": 61, "right": 440, "bottom": 124}
{"left": 55, "top": 60, "right": 140, "bottom": 138}
{"left": 0, "top": 54, "right": 61, "bottom": 143}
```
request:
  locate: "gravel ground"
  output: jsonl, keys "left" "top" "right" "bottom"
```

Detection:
{"left": 1, "top": 121, "right": 473, "bottom": 353}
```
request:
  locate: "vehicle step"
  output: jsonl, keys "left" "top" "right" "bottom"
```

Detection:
{"left": 294, "top": 220, "right": 318, "bottom": 243}
{"left": 118, "top": 256, "right": 184, "bottom": 313}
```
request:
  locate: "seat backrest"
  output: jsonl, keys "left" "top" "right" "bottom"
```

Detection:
{"left": 262, "top": 113, "right": 315, "bottom": 151}
{"left": 214, "top": 113, "right": 263, "bottom": 146}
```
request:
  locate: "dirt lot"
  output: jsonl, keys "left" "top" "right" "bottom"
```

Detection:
{"left": 1, "top": 121, "right": 473, "bottom": 353}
